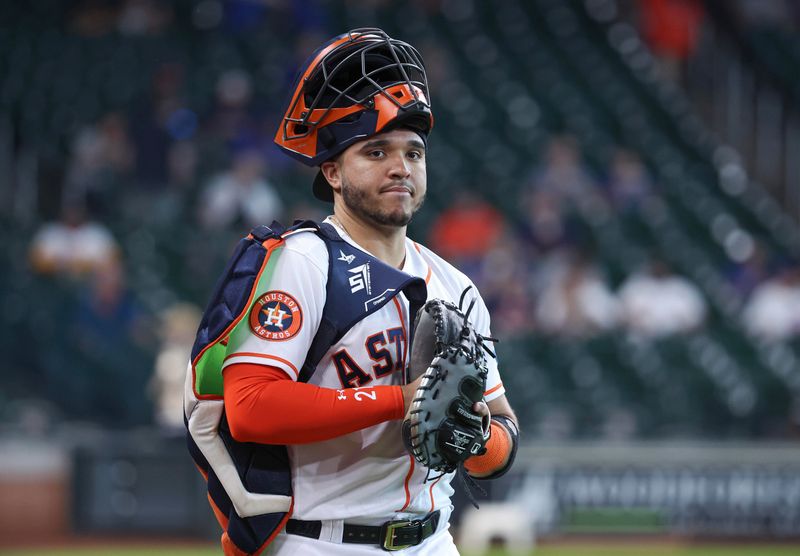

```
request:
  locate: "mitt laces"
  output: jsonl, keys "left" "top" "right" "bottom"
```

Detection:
{"left": 414, "top": 458, "right": 487, "bottom": 510}
{"left": 458, "top": 286, "right": 499, "bottom": 361}
{"left": 457, "top": 463, "right": 487, "bottom": 509}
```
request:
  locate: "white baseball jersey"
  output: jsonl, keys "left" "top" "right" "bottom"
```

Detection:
{"left": 222, "top": 217, "right": 505, "bottom": 525}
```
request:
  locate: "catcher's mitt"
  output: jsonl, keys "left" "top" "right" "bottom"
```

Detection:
{"left": 401, "top": 294, "right": 494, "bottom": 475}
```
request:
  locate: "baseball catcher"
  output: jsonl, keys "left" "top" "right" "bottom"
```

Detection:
{"left": 186, "top": 28, "right": 519, "bottom": 555}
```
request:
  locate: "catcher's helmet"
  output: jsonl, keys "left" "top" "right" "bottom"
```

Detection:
{"left": 274, "top": 28, "right": 433, "bottom": 202}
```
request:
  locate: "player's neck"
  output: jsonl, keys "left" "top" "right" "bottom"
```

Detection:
{"left": 330, "top": 212, "right": 407, "bottom": 269}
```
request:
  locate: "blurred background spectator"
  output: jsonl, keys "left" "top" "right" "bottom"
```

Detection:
{"left": 428, "top": 190, "right": 506, "bottom": 277}
{"left": 606, "top": 148, "right": 654, "bottom": 213}
{"left": 618, "top": 258, "right": 707, "bottom": 337}
{"left": 521, "top": 189, "right": 575, "bottom": 255}
{"left": 535, "top": 248, "right": 620, "bottom": 337}
{"left": 45, "top": 257, "right": 153, "bottom": 427}
{"left": 636, "top": 0, "right": 705, "bottom": 81}
{"left": 149, "top": 302, "right": 202, "bottom": 431}
{"left": 725, "top": 240, "right": 775, "bottom": 300}
{"left": 29, "top": 202, "right": 120, "bottom": 278}
{"left": 129, "top": 62, "right": 188, "bottom": 190}
{"left": 477, "top": 229, "right": 536, "bottom": 339}
{"left": 525, "top": 135, "right": 598, "bottom": 203}
{"left": 197, "top": 147, "right": 284, "bottom": 230}
{"left": 742, "top": 265, "right": 800, "bottom": 341}
{"left": 65, "top": 112, "right": 135, "bottom": 216}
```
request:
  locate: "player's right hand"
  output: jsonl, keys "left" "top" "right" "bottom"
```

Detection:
{"left": 400, "top": 373, "right": 425, "bottom": 416}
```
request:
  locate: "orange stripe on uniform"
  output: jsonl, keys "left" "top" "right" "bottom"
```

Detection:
{"left": 392, "top": 297, "right": 409, "bottom": 375}
{"left": 194, "top": 462, "right": 209, "bottom": 481}
{"left": 484, "top": 383, "right": 503, "bottom": 397}
{"left": 428, "top": 475, "right": 443, "bottom": 512}
{"left": 222, "top": 532, "right": 250, "bottom": 556}
{"left": 208, "top": 492, "right": 230, "bottom": 530}
{"left": 396, "top": 454, "right": 416, "bottom": 512}
{"left": 412, "top": 242, "right": 432, "bottom": 284}
{"left": 253, "top": 498, "right": 294, "bottom": 556}
{"left": 224, "top": 352, "right": 299, "bottom": 379}
{"left": 220, "top": 498, "right": 294, "bottom": 556}
{"left": 261, "top": 237, "right": 282, "bottom": 250}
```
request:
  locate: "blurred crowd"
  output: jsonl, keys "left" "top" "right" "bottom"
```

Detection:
{"left": 9, "top": 0, "right": 800, "bottom": 432}
{"left": 13, "top": 0, "right": 337, "bottom": 429}
{"left": 26, "top": 115, "right": 800, "bottom": 429}
{"left": 428, "top": 135, "right": 800, "bottom": 344}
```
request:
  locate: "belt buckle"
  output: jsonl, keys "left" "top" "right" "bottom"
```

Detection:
{"left": 381, "top": 519, "right": 415, "bottom": 551}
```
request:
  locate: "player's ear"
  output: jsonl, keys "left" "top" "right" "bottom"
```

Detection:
{"left": 320, "top": 159, "right": 342, "bottom": 194}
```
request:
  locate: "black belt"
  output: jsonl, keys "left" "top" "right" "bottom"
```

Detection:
{"left": 285, "top": 510, "right": 440, "bottom": 551}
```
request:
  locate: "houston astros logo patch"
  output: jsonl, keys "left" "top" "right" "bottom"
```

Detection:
{"left": 249, "top": 290, "right": 303, "bottom": 341}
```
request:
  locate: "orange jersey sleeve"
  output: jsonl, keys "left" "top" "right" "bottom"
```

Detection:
{"left": 223, "top": 362, "right": 405, "bottom": 444}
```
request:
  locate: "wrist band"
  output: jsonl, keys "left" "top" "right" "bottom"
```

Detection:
{"left": 464, "top": 415, "right": 519, "bottom": 479}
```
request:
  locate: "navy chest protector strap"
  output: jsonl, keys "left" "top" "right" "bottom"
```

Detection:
{"left": 185, "top": 220, "right": 427, "bottom": 555}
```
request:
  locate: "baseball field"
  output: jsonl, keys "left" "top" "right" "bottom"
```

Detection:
{"left": 2, "top": 543, "right": 800, "bottom": 556}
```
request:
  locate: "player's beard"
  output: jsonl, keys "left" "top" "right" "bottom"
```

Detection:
{"left": 340, "top": 175, "right": 425, "bottom": 228}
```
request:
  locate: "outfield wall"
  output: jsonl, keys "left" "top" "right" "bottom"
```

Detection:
{"left": 499, "top": 442, "right": 800, "bottom": 537}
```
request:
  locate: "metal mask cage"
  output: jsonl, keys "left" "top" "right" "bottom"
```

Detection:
{"left": 281, "top": 28, "right": 431, "bottom": 142}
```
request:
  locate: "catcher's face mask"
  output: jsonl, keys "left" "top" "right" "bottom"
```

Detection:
{"left": 274, "top": 27, "right": 434, "bottom": 202}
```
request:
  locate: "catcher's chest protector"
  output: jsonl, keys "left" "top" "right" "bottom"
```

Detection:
{"left": 185, "top": 221, "right": 427, "bottom": 555}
